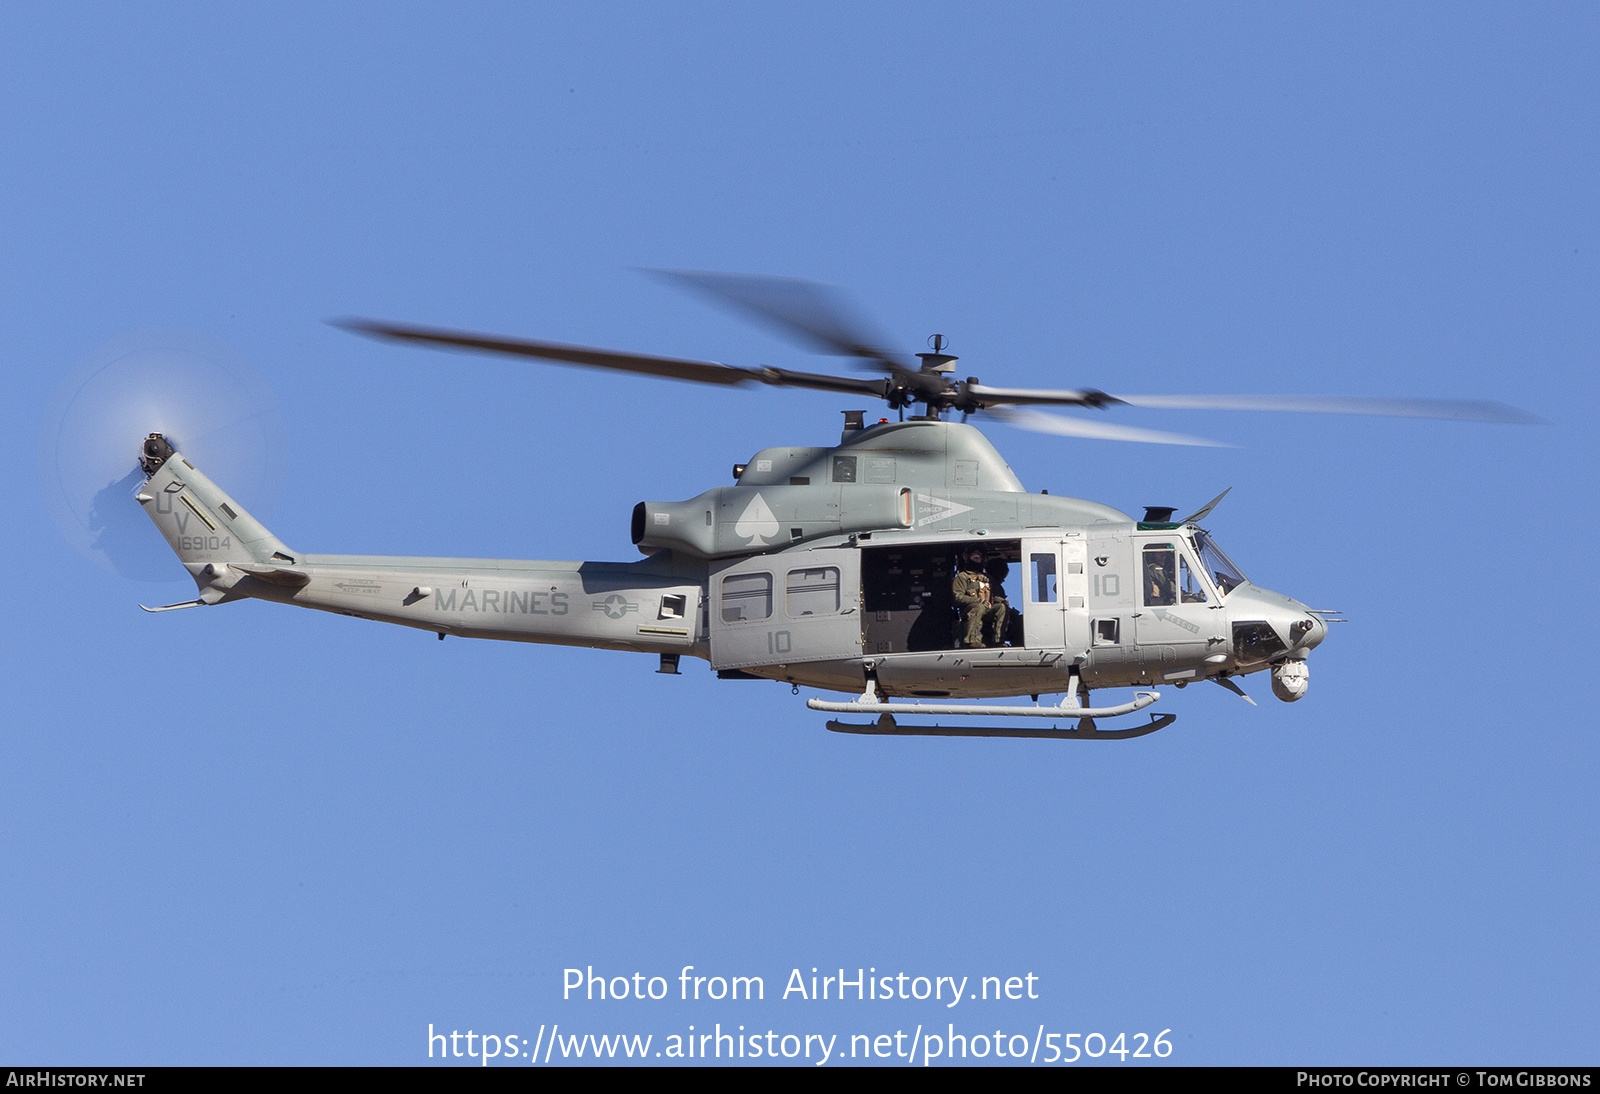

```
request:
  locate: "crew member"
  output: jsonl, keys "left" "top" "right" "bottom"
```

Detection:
{"left": 985, "top": 556, "right": 1020, "bottom": 646}
{"left": 953, "top": 548, "right": 1007, "bottom": 648}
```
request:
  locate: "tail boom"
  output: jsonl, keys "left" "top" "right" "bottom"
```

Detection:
{"left": 137, "top": 438, "right": 708, "bottom": 657}
{"left": 247, "top": 554, "right": 706, "bottom": 656}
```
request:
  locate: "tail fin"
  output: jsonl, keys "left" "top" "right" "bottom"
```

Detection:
{"left": 135, "top": 433, "right": 300, "bottom": 602}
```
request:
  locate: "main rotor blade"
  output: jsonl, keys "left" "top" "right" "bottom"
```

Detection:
{"left": 758, "top": 367, "right": 893, "bottom": 399}
{"left": 963, "top": 382, "right": 1124, "bottom": 409}
{"left": 646, "top": 269, "right": 911, "bottom": 372}
{"left": 333, "top": 318, "right": 892, "bottom": 399}
{"left": 1109, "top": 393, "right": 1543, "bottom": 424}
{"left": 987, "top": 406, "right": 1229, "bottom": 447}
{"left": 334, "top": 318, "right": 757, "bottom": 385}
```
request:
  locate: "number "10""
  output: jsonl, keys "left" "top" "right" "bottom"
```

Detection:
{"left": 1092, "top": 574, "right": 1120, "bottom": 597}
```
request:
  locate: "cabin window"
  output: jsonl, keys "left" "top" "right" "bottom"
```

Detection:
{"left": 1142, "top": 544, "right": 1177, "bottom": 606}
{"left": 721, "top": 572, "right": 772, "bottom": 623}
{"left": 1031, "top": 553, "right": 1058, "bottom": 603}
{"left": 832, "top": 456, "right": 857, "bottom": 483}
{"left": 786, "top": 567, "right": 840, "bottom": 617}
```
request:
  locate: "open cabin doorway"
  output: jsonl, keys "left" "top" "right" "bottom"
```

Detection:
{"left": 860, "top": 540, "right": 1023, "bottom": 654}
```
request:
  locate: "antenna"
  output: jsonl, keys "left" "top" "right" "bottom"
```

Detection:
{"left": 916, "top": 333, "right": 959, "bottom": 376}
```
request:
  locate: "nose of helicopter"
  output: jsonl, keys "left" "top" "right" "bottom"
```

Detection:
{"left": 1227, "top": 584, "right": 1327, "bottom": 654}
{"left": 1222, "top": 585, "right": 1327, "bottom": 703}
{"left": 1297, "top": 608, "right": 1328, "bottom": 652}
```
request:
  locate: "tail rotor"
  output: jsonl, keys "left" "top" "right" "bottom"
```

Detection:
{"left": 36, "top": 328, "right": 284, "bottom": 582}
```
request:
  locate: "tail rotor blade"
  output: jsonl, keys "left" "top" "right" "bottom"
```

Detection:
{"left": 37, "top": 329, "right": 284, "bottom": 583}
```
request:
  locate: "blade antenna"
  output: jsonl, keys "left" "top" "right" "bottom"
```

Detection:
{"left": 1180, "top": 488, "right": 1232, "bottom": 525}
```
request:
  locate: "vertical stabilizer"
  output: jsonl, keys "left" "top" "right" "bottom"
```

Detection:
{"left": 135, "top": 433, "right": 297, "bottom": 600}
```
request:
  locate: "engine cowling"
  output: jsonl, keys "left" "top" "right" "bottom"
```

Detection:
{"left": 632, "top": 484, "right": 912, "bottom": 558}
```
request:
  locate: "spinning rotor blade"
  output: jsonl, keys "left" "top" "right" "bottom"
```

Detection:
{"left": 37, "top": 329, "right": 283, "bottom": 583}
{"left": 647, "top": 269, "right": 911, "bottom": 372}
{"left": 962, "top": 382, "right": 1123, "bottom": 409}
{"left": 334, "top": 318, "right": 755, "bottom": 385}
{"left": 1108, "top": 393, "right": 1542, "bottom": 424}
{"left": 986, "top": 406, "right": 1229, "bottom": 447}
{"left": 337, "top": 275, "right": 1544, "bottom": 434}
{"left": 333, "top": 319, "right": 891, "bottom": 399}
{"left": 963, "top": 385, "right": 1541, "bottom": 424}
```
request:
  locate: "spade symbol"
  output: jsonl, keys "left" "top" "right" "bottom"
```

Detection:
{"left": 734, "top": 493, "right": 780, "bottom": 546}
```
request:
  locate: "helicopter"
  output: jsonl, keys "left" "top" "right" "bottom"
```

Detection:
{"left": 128, "top": 272, "right": 1537, "bottom": 740}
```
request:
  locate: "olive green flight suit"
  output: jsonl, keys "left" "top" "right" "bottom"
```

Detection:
{"left": 953, "top": 567, "right": 1007, "bottom": 647}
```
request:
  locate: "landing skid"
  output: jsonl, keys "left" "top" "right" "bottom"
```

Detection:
{"left": 825, "top": 712, "right": 1177, "bottom": 740}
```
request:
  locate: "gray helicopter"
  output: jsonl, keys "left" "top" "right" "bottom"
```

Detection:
{"left": 133, "top": 272, "right": 1536, "bottom": 739}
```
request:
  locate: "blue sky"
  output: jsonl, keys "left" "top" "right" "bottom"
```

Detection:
{"left": 3, "top": 3, "right": 1595, "bottom": 1065}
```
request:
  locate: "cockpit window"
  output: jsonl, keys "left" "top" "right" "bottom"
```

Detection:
{"left": 1178, "top": 554, "right": 1207, "bottom": 604}
{"left": 1192, "top": 530, "right": 1246, "bottom": 596}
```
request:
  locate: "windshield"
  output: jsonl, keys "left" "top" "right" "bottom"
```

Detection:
{"left": 1192, "top": 529, "right": 1247, "bottom": 596}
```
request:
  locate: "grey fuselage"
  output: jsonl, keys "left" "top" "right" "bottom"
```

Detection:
{"left": 139, "top": 418, "right": 1325, "bottom": 700}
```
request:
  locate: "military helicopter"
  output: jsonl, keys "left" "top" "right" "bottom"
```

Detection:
{"left": 126, "top": 272, "right": 1536, "bottom": 739}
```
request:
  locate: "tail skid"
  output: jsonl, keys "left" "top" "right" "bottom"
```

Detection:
{"left": 139, "top": 598, "right": 209, "bottom": 612}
